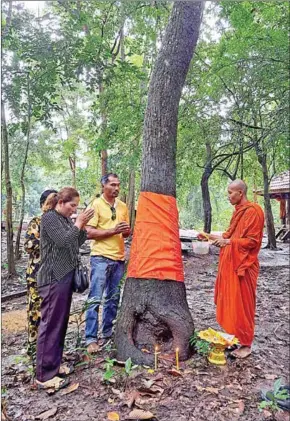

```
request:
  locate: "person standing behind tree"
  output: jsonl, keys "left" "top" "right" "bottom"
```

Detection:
{"left": 85, "top": 173, "right": 130, "bottom": 354}
{"left": 199, "top": 180, "right": 264, "bottom": 359}
{"left": 24, "top": 189, "right": 57, "bottom": 360}
{"left": 35, "top": 187, "right": 94, "bottom": 390}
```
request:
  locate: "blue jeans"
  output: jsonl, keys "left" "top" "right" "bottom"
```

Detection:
{"left": 85, "top": 256, "right": 124, "bottom": 345}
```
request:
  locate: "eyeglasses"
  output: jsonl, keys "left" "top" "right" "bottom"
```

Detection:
{"left": 110, "top": 206, "right": 116, "bottom": 221}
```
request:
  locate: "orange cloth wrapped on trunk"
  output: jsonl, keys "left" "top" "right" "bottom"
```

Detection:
{"left": 127, "top": 192, "right": 184, "bottom": 282}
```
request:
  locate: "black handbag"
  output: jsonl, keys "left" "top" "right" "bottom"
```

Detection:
{"left": 73, "top": 256, "right": 89, "bottom": 293}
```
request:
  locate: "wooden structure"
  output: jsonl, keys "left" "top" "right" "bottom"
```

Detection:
{"left": 255, "top": 170, "right": 290, "bottom": 241}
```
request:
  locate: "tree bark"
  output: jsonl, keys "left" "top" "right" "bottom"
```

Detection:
{"left": 115, "top": 1, "right": 204, "bottom": 365}
{"left": 201, "top": 141, "right": 212, "bottom": 233}
{"left": 126, "top": 169, "right": 136, "bottom": 230}
{"left": 99, "top": 82, "right": 108, "bottom": 175}
{"left": 15, "top": 76, "right": 31, "bottom": 260}
{"left": 2, "top": 102, "right": 17, "bottom": 275}
{"left": 255, "top": 144, "right": 277, "bottom": 249}
{"left": 69, "top": 152, "right": 76, "bottom": 188}
{"left": 201, "top": 170, "right": 212, "bottom": 233}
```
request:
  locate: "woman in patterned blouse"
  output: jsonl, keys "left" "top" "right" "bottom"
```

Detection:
{"left": 35, "top": 187, "right": 94, "bottom": 390}
{"left": 24, "top": 189, "right": 57, "bottom": 360}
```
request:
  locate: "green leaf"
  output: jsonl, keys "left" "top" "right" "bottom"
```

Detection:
{"left": 125, "top": 357, "right": 132, "bottom": 375}
{"left": 274, "top": 378, "right": 282, "bottom": 395}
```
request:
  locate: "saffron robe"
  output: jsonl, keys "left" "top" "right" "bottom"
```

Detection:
{"left": 214, "top": 201, "right": 264, "bottom": 346}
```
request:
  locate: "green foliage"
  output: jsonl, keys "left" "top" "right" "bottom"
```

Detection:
{"left": 258, "top": 378, "right": 290, "bottom": 413}
{"left": 124, "top": 357, "right": 133, "bottom": 375}
{"left": 13, "top": 354, "right": 34, "bottom": 376}
{"left": 190, "top": 332, "right": 211, "bottom": 357}
{"left": 2, "top": 0, "right": 287, "bottom": 231}
{"left": 1, "top": 386, "right": 7, "bottom": 399}
{"left": 103, "top": 357, "right": 117, "bottom": 382}
{"left": 124, "top": 357, "right": 138, "bottom": 376}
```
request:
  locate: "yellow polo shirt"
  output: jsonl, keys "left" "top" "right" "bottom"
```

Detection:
{"left": 87, "top": 196, "right": 129, "bottom": 261}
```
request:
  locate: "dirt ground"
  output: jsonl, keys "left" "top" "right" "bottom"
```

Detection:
{"left": 1, "top": 233, "right": 289, "bottom": 421}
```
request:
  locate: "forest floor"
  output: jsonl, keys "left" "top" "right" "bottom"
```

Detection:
{"left": 1, "top": 232, "right": 289, "bottom": 421}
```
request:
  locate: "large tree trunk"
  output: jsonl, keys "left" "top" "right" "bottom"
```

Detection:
{"left": 115, "top": 1, "right": 204, "bottom": 365}
{"left": 255, "top": 144, "right": 277, "bottom": 249}
{"left": 2, "top": 102, "right": 17, "bottom": 275}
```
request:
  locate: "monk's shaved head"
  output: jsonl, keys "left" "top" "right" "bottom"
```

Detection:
{"left": 227, "top": 179, "right": 248, "bottom": 205}
{"left": 228, "top": 179, "right": 248, "bottom": 194}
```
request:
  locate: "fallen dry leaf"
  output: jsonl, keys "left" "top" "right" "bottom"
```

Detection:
{"left": 138, "top": 385, "right": 164, "bottom": 397}
{"left": 124, "top": 390, "right": 140, "bottom": 409}
{"left": 1, "top": 409, "right": 12, "bottom": 421}
{"left": 127, "top": 409, "right": 155, "bottom": 420}
{"left": 61, "top": 382, "right": 79, "bottom": 395}
{"left": 107, "top": 412, "right": 120, "bottom": 421}
{"left": 196, "top": 385, "right": 220, "bottom": 395}
{"left": 35, "top": 406, "right": 57, "bottom": 420}
{"left": 262, "top": 410, "right": 272, "bottom": 419}
{"left": 235, "top": 401, "right": 245, "bottom": 415}
{"left": 153, "top": 373, "right": 164, "bottom": 382}
{"left": 111, "top": 388, "right": 124, "bottom": 400}
{"left": 167, "top": 369, "right": 183, "bottom": 377}
{"left": 275, "top": 411, "right": 290, "bottom": 421}
{"left": 264, "top": 374, "right": 277, "bottom": 380}
{"left": 142, "top": 379, "right": 155, "bottom": 389}
{"left": 94, "top": 357, "right": 105, "bottom": 365}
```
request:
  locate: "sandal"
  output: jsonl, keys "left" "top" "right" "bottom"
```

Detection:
{"left": 36, "top": 376, "right": 70, "bottom": 391}
{"left": 58, "top": 364, "right": 74, "bottom": 377}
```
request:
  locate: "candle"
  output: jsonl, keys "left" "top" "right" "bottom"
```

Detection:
{"left": 176, "top": 348, "right": 179, "bottom": 371}
{"left": 154, "top": 346, "right": 158, "bottom": 370}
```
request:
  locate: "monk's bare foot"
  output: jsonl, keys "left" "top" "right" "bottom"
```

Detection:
{"left": 231, "top": 346, "right": 251, "bottom": 359}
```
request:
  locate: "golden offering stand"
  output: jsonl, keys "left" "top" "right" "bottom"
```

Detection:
{"left": 198, "top": 328, "right": 239, "bottom": 365}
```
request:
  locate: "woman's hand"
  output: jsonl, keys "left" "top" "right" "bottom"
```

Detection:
{"left": 75, "top": 208, "right": 95, "bottom": 229}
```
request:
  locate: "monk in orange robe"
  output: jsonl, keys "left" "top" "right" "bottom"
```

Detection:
{"left": 200, "top": 180, "right": 264, "bottom": 358}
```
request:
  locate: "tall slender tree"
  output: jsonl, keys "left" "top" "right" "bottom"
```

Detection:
{"left": 115, "top": 1, "right": 204, "bottom": 365}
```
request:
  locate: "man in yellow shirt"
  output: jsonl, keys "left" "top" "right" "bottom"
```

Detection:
{"left": 85, "top": 173, "right": 130, "bottom": 353}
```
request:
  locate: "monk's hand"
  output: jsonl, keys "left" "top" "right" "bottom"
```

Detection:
{"left": 212, "top": 239, "right": 230, "bottom": 248}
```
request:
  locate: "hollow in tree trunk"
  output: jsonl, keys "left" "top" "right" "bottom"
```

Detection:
{"left": 115, "top": 1, "right": 204, "bottom": 365}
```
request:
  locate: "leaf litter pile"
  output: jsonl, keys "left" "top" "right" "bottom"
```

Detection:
{"left": 1, "top": 237, "right": 289, "bottom": 421}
